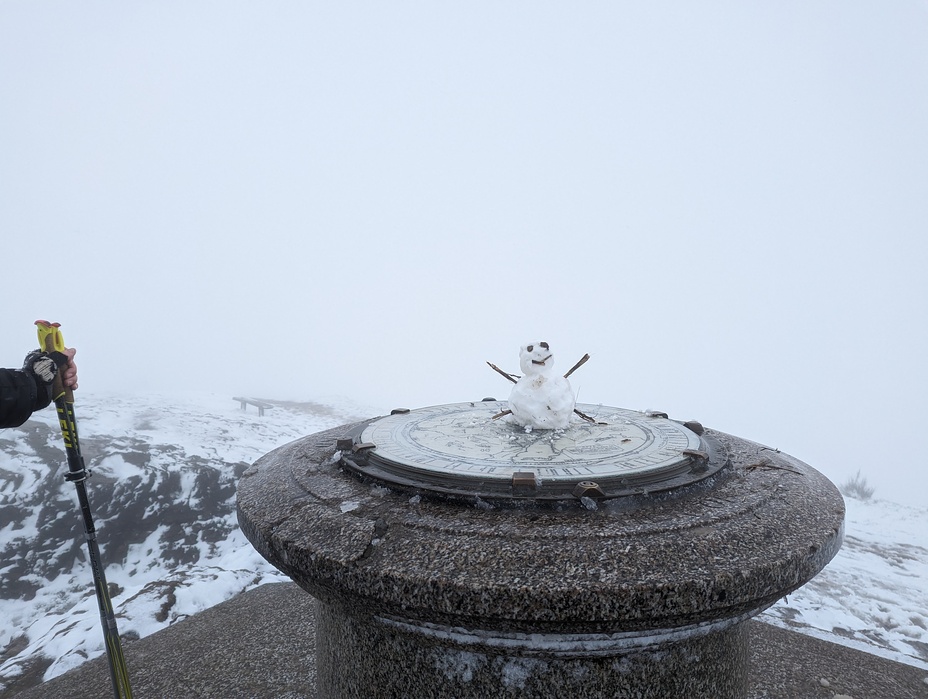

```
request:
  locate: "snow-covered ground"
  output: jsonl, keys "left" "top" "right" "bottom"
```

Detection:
{"left": 0, "top": 392, "right": 368, "bottom": 693}
{"left": 762, "top": 495, "right": 928, "bottom": 670}
{"left": 1, "top": 392, "right": 926, "bottom": 694}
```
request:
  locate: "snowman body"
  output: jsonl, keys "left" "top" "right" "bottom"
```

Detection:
{"left": 508, "top": 342, "right": 576, "bottom": 430}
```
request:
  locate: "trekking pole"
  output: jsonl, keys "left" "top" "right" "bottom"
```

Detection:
{"left": 35, "top": 320, "right": 133, "bottom": 699}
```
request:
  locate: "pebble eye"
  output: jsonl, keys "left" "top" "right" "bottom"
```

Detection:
{"left": 540, "top": 342, "right": 549, "bottom": 350}
{"left": 527, "top": 345, "right": 534, "bottom": 352}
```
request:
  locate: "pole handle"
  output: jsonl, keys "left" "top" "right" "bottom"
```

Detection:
{"left": 35, "top": 320, "right": 73, "bottom": 403}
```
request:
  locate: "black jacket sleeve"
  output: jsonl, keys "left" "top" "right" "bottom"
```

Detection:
{"left": 0, "top": 368, "right": 40, "bottom": 428}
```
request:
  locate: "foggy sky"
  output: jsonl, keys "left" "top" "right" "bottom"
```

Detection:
{"left": 2, "top": 2, "right": 926, "bottom": 506}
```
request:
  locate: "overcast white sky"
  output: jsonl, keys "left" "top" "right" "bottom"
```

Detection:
{"left": 2, "top": 2, "right": 926, "bottom": 505}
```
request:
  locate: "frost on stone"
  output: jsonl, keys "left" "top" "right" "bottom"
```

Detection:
{"left": 498, "top": 657, "right": 547, "bottom": 689}
{"left": 474, "top": 496, "right": 494, "bottom": 511}
{"left": 611, "top": 656, "right": 634, "bottom": 675}
{"left": 434, "top": 648, "right": 483, "bottom": 683}
{"left": 339, "top": 501, "right": 360, "bottom": 513}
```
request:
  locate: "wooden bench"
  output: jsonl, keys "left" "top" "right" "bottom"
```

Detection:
{"left": 233, "top": 397, "right": 275, "bottom": 417}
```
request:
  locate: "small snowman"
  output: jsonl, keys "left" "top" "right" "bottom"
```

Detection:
{"left": 507, "top": 341, "right": 576, "bottom": 430}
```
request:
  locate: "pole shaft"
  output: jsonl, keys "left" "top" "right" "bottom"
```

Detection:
{"left": 55, "top": 397, "right": 132, "bottom": 698}
{"left": 39, "top": 321, "right": 132, "bottom": 699}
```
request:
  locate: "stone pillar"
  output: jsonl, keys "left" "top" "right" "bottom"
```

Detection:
{"left": 315, "top": 601, "right": 751, "bottom": 698}
{"left": 237, "top": 410, "right": 844, "bottom": 699}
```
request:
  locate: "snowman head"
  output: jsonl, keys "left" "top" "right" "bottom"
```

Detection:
{"left": 519, "top": 341, "right": 553, "bottom": 375}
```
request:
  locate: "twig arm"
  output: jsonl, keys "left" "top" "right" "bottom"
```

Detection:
{"left": 563, "top": 353, "right": 590, "bottom": 379}
{"left": 487, "top": 361, "right": 519, "bottom": 384}
{"left": 573, "top": 407, "right": 600, "bottom": 424}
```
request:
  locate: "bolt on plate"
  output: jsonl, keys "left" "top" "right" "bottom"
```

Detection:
{"left": 573, "top": 481, "right": 606, "bottom": 500}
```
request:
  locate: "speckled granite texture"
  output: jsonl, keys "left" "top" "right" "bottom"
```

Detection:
{"left": 316, "top": 600, "right": 748, "bottom": 698}
{"left": 237, "top": 417, "right": 845, "bottom": 698}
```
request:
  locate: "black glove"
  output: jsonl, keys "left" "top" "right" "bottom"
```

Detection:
{"left": 22, "top": 350, "right": 65, "bottom": 411}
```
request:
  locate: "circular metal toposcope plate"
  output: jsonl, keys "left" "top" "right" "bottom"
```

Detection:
{"left": 340, "top": 402, "right": 726, "bottom": 501}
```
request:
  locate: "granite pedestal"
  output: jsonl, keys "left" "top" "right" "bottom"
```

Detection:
{"left": 237, "top": 410, "right": 844, "bottom": 698}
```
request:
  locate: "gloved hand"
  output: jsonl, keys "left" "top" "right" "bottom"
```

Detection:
{"left": 22, "top": 350, "right": 67, "bottom": 410}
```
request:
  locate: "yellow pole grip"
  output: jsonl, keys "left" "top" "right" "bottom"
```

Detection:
{"left": 35, "top": 320, "right": 72, "bottom": 402}
{"left": 35, "top": 319, "right": 65, "bottom": 353}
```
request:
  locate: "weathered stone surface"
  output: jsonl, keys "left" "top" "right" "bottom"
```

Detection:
{"left": 237, "top": 417, "right": 845, "bottom": 698}
{"left": 316, "top": 600, "right": 749, "bottom": 699}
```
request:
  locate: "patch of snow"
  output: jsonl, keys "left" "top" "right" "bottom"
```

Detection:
{"left": 499, "top": 656, "right": 546, "bottom": 688}
{"left": 761, "top": 496, "right": 928, "bottom": 669}
{"left": 0, "top": 391, "right": 355, "bottom": 691}
{"left": 435, "top": 648, "right": 481, "bottom": 683}
{"left": 580, "top": 496, "right": 598, "bottom": 511}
